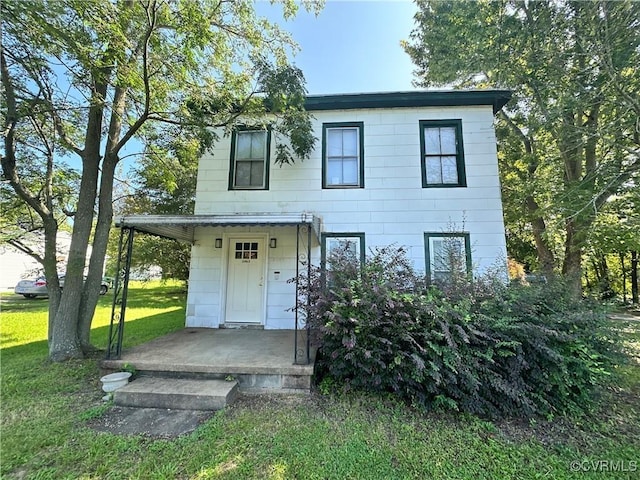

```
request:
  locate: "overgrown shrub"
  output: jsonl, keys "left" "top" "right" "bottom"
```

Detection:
{"left": 297, "top": 246, "right": 625, "bottom": 419}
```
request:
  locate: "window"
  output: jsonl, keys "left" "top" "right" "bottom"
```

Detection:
{"left": 321, "top": 233, "right": 365, "bottom": 269}
{"left": 234, "top": 242, "right": 259, "bottom": 260}
{"left": 229, "top": 129, "right": 270, "bottom": 190}
{"left": 322, "top": 122, "right": 364, "bottom": 188}
{"left": 419, "top": 120, "right": 466, "bottom": 187}
{"left": 424, "top": 233, "right": 471, "bottom": 281}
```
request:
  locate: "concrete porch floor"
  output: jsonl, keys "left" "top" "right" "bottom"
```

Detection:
{"left": 101, "top": 328, "right": 316, "bottom": 392}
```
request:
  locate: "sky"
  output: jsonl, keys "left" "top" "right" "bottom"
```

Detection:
{"left": 117, "top": 1, "right": 421, "bottom": 170}
{"left": 257, "top": 0, "right": 420, "bottom": 94}
{"left": 121, "top": 1, "right": 421, "bottom": 172}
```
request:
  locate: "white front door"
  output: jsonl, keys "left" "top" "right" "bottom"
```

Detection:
{"left": 225, "top": 238, "right": 265, "bottom": 324}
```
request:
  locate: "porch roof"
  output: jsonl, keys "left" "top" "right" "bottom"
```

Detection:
{"left": 116, "top": 213, "right": 321, "bottom": 244}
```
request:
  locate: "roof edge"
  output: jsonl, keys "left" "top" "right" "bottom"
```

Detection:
{"left": 116, "top": 213, "right": 318, "bottom": 227}
{"left": 115, "top": 213, "right": 322, "bottom": 243}
{"left": 304, "top": 90, "right": 512, "bottom": 114}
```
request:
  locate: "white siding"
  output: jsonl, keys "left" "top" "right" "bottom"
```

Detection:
{"left": 187, "top": 104, "right": 508, "bottom": 328}
{"left": 186, "top": 226, "right": 317, "bottom": 329}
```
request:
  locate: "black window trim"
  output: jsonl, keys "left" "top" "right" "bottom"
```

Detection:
{"left": 424, "top": 232, "right": 472, "bottom": 280}
{"left": 419, "top": 119, "right": 466, "bottom": 188}
{"left": 322, "top": 121, "right": 365, "bottom": 189}
{"left": 228, "top": 126, "right": 271, "bottom": 190}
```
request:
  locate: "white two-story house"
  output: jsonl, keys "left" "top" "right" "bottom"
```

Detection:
{"left": 118, "top": 90, "right": 511, "bottom": 334}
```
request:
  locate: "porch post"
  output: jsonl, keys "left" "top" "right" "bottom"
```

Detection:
{"left": 106, "top": 226, "right": 135, "bottom": 359}
{"left": 294, "top": 223, "right": 312, "bottom": 365}
{"left": 306, "top": 223, "right": 312, "bottom": 364}
{"left": 294, "top": 224, "right": 301, "bottom": 364}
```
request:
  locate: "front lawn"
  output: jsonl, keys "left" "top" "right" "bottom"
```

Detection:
{"left": 1, "top": 284, "right": 639, "bottom": 479}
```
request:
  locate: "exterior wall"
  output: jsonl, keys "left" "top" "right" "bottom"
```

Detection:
{"left": 186, "top": 225, "right": 316, "bottom": 329}
{"left": 187, "top": 104, "right": 508, "bottom": 328}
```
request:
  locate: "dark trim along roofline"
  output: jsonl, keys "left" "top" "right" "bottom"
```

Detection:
{"left": 304, "top": 90, "right": 512, "bottom": 114}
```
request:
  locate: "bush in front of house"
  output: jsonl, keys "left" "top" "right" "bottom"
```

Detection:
{"left": 299, "top": 246, "right": 625, "bottom": 419}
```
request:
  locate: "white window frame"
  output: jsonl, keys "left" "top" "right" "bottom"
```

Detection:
{"left": 321, "top": 233, "right": 366, "bottom": 270}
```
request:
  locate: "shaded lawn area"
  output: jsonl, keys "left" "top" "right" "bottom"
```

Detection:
{"left": 1, "top": 284, "right": 639, "bottom": 479}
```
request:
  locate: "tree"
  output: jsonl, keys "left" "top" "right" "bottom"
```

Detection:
{"left": 0, "top": 44, "right": 81, "bottom": 335}
{"left": 106, "top": 135, "right": 200, "bottom": 283}
{"left": 0, "top": 161, "right": 80, "bottom": 327}
{"left": 1, "top": 0, "right": 321, "bottom": 361}
{"left": 404, "top": 0, "right": 640, "bottom": 294}
{"left": 587, "top": 190, "right": 640, "bottom": 302}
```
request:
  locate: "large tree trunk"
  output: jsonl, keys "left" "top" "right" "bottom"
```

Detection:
{"left": 620, "top": 252, "right": 627, "bottom": 304}
{"left": 561, "top": 219, "right": 584, "bottom": 297}
{"left": 77, "top": 76, "right": 129, "bottom": 351}
{"left": 597, "top": 253, "right": 613, "bottom": 299}
{"left": 43, "top": 219, "right": 62, "bottom": 343}
{"left": 49, "top": 160, "right": 99, "bottom": 360}
{"left": 498, "top": 112, "right": 557, "bottom": 275}
{"left": 631, "top": 251, "right": 639, "bottom": 305}
{"left": 525, "top": 195, "right": 555, "bottom": 274}
{"left": 2, "top": 46, "right": 72, "bottom": 354}
{"left": 49, "top": 75, "right": 109, "bottom": 361}
{"left": 557, "top": 100, "right": 599, "bottom": 298}
{"left": 77, "top": 154, "right": 118, "bottom": 352}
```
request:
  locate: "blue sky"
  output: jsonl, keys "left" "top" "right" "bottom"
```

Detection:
{"left": 258, "top": 0, "right": 420, "bottom": 94}
{"left": 119, "top": 1, "right": 420, "bottom": 171}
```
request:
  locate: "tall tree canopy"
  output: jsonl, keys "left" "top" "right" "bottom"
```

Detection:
{"left": 1, "top": 0, "right": 321, "bottom": 361}
{"left": 404, "top": 0, "right": 640, "bottom": 294}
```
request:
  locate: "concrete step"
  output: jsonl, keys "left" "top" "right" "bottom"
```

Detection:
{"left": 114, "top": 377, "right": 238, "bottom": 411}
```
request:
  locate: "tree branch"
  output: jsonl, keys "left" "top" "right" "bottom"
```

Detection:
{"left": 498, "top": 111, "right": 533, "bottom": 155}
{"left": 594, "top": 157, "right": 640, "bottom": 210}
{"left": 0, "top": 47, "right": 52, "bottom": 218}
{"left": 113, "top": 0, "right": 158, "bottom": 154}
{"left": 52, "top": 111, "right": 83, "bottom": 156}
{"left": 7, "top": 238, "right": 44, "bottom": 264}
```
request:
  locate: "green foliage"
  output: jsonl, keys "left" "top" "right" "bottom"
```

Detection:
{"left": 78, "top": 402, "right": 112, "bottom": 421}
{"left": 106, "top": 221, "right": 192, "bottom": 282}
{"left": 589, "top": 190, "right": 640, "bottom": 256}
{"left": 2, "top": 0, "right": 322, "bottom": 359}
{"left": 0, "top": 163, "right": 80, "bottom": 242}
{"left": 583, "top": 189, "right": 640, "bottom": 301}
{"left": 299, "top": 247, "right": 626, "bottom": 419}
{"left": 1, "top": 285, "right": 639, "bottom": 479}
{"left": 404, "top": 0, "right": 640, "bottom": 286}
{"left": 258, "top": 61, "right": 317, "bottom": 165}
{"left": 120, "top": 363, "right": 137, "bottom": 375}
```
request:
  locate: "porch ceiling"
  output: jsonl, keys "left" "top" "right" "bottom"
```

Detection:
{"left": 116, "top": 213, "right": 321, "bottom": 244}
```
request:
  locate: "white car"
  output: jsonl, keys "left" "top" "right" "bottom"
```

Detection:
{"left": 14, "top": 276, "right": 109, "bottom": 298}
{"left": 14, "top": 277, "right": 48, "bottom": 298}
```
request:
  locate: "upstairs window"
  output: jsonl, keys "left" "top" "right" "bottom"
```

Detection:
{"left": 229, "top": 129, "right": 270, "bottom": 190}
{"left": 424, "top": 233, "right": 471, "bottom": 281}
{"left": 322, "top": 122, "right": 364, "bottom": 188}
{"left": 420, "top": 120, "right": 466, "bottom": 188}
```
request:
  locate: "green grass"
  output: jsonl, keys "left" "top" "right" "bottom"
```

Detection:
{"left": 2, "top": 285, "right": 639, "bottom": 479}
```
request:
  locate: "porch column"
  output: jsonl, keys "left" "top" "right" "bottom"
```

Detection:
{"left": 294, "top": 224, "right": 313, "bottom": 365}
{"left": 106, "top": 226, "right": 135, "bottom": 359}
{"left": 305, "top": 222, "right": 312, "bottom": 364}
